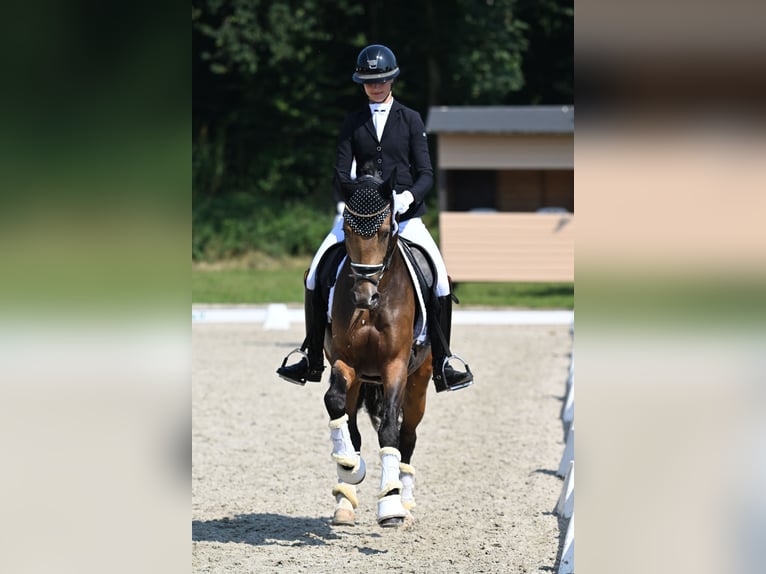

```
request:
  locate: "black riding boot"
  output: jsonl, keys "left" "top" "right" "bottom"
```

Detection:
{"left": 429, "top": 294, "right": 474, "bottom": 392}
{"left": 276, "top": 288, "right": 326, "bottom": 385}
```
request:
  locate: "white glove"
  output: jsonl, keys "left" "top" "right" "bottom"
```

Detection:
{"left": 393, "top": 190, "right": 414, "bottom": 214}
{"left": 336, "top": 201, "right": 346, "bottom": 215}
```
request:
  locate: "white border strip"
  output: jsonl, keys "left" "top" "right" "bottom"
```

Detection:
{"left": 453, "top": 310, "right": 572, "bottom": 325}
{"left": 192, "top": 306, "right": 573, "bottom": 326}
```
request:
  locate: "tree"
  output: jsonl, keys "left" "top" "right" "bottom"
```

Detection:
{"left": 192, "top": 0, "right": 573, "bottom": 259}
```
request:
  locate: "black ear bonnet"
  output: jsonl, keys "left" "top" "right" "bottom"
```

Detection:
{"left": 343, "top": 175, "right": 391, "bottom": 237}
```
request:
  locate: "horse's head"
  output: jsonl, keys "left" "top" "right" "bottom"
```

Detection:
{"left": 338, "top": 167, "right": 398, "bottom": 310}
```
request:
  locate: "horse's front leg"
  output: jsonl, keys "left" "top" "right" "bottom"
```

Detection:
{"left": 376, "top": 359, "right": 409, "bottom": 527}
{"left": 325, "top": 360, "right": 365, "bottom": 526}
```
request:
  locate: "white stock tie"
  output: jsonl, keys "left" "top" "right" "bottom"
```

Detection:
{"left": 372, "top": 108, "right": 388, "bottom": 140}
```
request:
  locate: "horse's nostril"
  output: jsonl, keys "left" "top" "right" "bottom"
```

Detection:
{"left": 351, "top": 291, "right": 379, "bottom": 310}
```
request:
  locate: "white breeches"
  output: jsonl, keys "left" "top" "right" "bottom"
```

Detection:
{"left": 305, "top": 216, "right": 450, "bottom": 296}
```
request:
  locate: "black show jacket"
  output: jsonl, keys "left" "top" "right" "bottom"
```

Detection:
{"left": 334, "top": 100, "right": 434, "bottom": 221}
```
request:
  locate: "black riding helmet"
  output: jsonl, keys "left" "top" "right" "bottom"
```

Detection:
{"left": 352, "top": 44, "right": 400, "bottom": 84}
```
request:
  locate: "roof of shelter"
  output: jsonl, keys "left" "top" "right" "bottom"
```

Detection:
{"left": 426, "top": 105, "right": 574, "bottom": 134}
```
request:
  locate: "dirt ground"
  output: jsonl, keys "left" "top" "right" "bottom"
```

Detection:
{"left": 192, "top": 317, "right": 572, "bottom": 573}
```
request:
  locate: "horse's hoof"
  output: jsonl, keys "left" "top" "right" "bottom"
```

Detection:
{"left": 332, "top": 508, "right": 356, "bottom": 526}
{"left": 402, "top": 512, "right": 415, "bottom": 529}
{"left": 378, "top": 516, "right": 404, "bottom": 528}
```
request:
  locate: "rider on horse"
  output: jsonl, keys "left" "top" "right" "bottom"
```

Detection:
{"left": 277, "top": 44, "right": 473, "bottom": 393}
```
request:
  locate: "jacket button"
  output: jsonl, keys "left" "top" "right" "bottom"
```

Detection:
{"left": 376, "top": 146, "right": 381, "bottom": 151}
{"left": 377, "top": 158, "right": 382, "bottom": 163}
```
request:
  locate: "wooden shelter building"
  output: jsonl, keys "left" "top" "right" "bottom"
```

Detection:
{"left": 426, "top": 106, "right": 574, "bottom": 282}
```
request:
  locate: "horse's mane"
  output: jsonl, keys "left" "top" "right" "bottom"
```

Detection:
{"left": 356, "top": 160, "right": 382, "bottom": 185}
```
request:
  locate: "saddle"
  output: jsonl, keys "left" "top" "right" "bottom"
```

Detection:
{"left": 398, "top": 237, "right": 435, "bottom": 307}
{"left": 315, "top": 238, "right": 436, "bottom": 344}
{"left": 314, "top": 242, "right": 348, "bottom": 308}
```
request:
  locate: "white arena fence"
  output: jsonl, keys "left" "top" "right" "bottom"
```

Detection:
{"left": 555, "top": 321, "right": 574, "bottom": 574}
{"left": 192, "top": 305, "right": 574, "bottom": 327}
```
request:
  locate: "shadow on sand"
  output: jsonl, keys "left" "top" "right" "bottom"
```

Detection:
{"left": 193, "top": 513, "right": 346, "bottom": 547}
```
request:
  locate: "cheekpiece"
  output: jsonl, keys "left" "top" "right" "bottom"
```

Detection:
{"left": 343, "top": 180, "right": 391, "bottom": 238}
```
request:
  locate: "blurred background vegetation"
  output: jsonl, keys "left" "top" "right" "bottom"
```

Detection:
{"left": 192, "top": 0, "right": 573, "bottom": 260}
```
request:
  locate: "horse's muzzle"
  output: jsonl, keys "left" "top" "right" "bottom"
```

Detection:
{"left": 349, "top": 262, "right": 385, "bottom": 310}
{"left": 352, "top": 286, "right": 379, "bottom": 310}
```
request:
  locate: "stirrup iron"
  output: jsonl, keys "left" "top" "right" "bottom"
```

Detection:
{"left": 438, "top": 354, "right": 474, "bottom": 391}
{"left": 277, "top": 347, "right": 310, "bottom": 386}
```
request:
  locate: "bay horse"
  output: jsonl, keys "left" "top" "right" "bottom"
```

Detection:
{"left": 322, "top": 168, "right": 432, "bottom": 528}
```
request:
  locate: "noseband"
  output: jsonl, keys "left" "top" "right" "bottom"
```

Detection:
{"left": 348, "top": 212, "right": 397, "bottom": 287}
{"left": 343, "top": 174, "right": 398, "bottom": 287}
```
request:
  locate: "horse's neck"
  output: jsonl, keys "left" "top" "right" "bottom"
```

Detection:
{"left": 381, "top": 240, "right": 405, "bottom": 288}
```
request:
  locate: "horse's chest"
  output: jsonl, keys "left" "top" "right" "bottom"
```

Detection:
{"left": 348, "top": 321, "right": 382, "bottom": 348}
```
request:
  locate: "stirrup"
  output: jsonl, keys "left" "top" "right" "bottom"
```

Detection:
{"left": 276, "top": 347, "right": 318, "bottom": 386}
{"left": 436, "top": 354, "right": 474, "bottom": 392}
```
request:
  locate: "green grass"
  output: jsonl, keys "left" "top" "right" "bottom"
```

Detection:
{"left": 193, "top": 263, "right": 573, "bottom": 308}
{"left": 193, "top": 267, "right": 306, "bottom": 304}
{"left": 451, "top": 282, "right": 573, "bottom": 309}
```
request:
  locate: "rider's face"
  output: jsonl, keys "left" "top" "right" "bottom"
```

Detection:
{"left": 364, "top": 80, "right": 393, "bottom": 103}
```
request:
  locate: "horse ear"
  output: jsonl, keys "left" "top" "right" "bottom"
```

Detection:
{"left": 381, "top": 167, "right": 398, "bottom": 199}
{"left": 358, "top": 160, "right": 377, "bottom": 178}
{"left": 335, "top": 168, "right": 354, "bottom": 200}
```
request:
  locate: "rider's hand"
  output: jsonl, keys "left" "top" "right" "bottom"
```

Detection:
{"left": 393, "top": 190, "right": 414, "bottom": 214}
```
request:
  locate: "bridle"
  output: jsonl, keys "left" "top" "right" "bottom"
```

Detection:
{"left": 348, "top": 210, "right": 398, "bottom": 287}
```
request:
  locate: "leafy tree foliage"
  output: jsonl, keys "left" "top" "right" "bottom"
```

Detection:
{"left": 192, "top": 0, "right": 572, "bottom": 260}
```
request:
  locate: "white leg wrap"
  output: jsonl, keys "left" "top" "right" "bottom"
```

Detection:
{"left": 377, "top": 494, "right": 407, "bottom": 523}
{"left": 378, "top": 447, "right": 403, "bottom": 498}
{"left": 329, "top": 414, "right": 357, "bottom": 467}
{"left": 329, "top": 415, "right": 365, "bottom": 484}
{"left": 332, "top": 482, "right": 359, "bottom": 509}
{"left": 399, "top": 462, "right": 416, "bottom": 510}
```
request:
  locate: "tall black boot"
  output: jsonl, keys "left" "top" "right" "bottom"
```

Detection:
{"left": 429, "top": 294, "right": 474, "bottom": 392}
{"left": 276, "top": 288, "right": 326, "bottom": 385}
